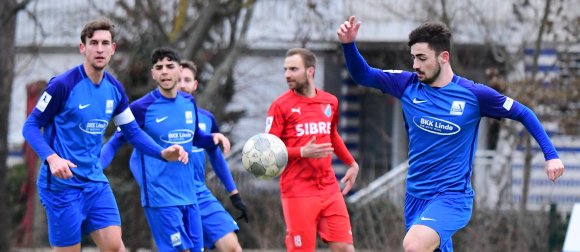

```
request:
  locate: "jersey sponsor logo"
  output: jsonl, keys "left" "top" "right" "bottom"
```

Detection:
{"left": 296, "top": 122, "right": 331, "bottom": 136}
{"left": 449, "top": 101, "right": 465, "bottom": 116}
{"left": 412, "top": 116, "right": 461, "bottom": 135}
{"left": 383, "top": 69, "right": 403, "bottom": 73}
{"left": 170, "top": 232, "right": 182, "bottom": 247}
{"left": 420, "top": 216, "right": 437, "bottom": 221}
{"left": 265, "top": 116, "right": 273, "bottom": 133}
{"left": 78, "top": 104, "right": 91, "bottom": 109}
{"left": 79, "top": 119, "right": 108, "bottom": 135}
{"left": 412, "top": 98, "right": 427, "bottom": 104}
{"left": 160, "top": 129, "right": 195, "bottom": 144}
{"left": 36, "top": 92, "right": 52, "bottom": 112}
{"left": 323, "top": 104, "right": 332, "bottom": 117}
{"left": 185, "top": 111, "right": 193, "bottom": 124}
{"left": 291, "top": 107, "right": 301, "bottom": 115}
{"left": 155, "top": 116, "right": 168, "bottom": 123}
{"left": 503, "top": 97, "right": 514, "bottom": 111}
{"left": 293, "top": 235, "right": 302, "bottom": 247}
{"left": 106, "top": 100, "right": 114, "bottom": 114}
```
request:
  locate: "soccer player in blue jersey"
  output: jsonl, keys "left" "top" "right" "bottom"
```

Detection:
{"left": 337, "top": 16, "right": 565, "bottom": 252}
{"left": 178, "top": 60, "right": 245, "bottom": 252}
{"left": 99, "top": 47, "right": 231, "bottom": 252}
{"left": 21, "top": 19, "right": 188, "bottom": 252}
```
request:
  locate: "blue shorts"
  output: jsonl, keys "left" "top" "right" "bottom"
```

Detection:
{"left": 404, "top": 192, "right": 473, "bottom": 252}
{"left": 144, "top": 204, "right": 203, "bottom": 252}
{"left": 38, "top": 182, "right": 121, "bottom": 247}
{"left": 198, "top": 193, "right": 239, "bottom": 249}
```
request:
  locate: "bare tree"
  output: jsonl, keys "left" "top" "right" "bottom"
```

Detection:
{"left": 0, "top": 0, "right": 32, "bottom": 250}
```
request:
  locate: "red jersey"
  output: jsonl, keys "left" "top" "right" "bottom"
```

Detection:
{"left": 266, "top": 88, "right": 352, "bottom": 197}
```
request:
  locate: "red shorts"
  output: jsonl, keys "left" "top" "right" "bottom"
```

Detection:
{"left": 281, "top": 191, "right": 353, "bottom": 251}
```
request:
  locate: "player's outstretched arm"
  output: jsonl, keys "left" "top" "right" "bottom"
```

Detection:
{"left": 119, "top": 120, "right": 188, "bottom": 164}
{"left": 337, "top": 16, "right": 361, "bottom": 44}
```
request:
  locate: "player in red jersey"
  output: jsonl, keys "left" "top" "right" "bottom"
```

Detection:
{"left": 266, "top": 48, "right": 360, "bottom": 252}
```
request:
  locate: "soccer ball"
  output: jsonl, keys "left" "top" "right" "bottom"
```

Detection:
{"left": 242, "top": 133, "right": 288, "bottom": 179}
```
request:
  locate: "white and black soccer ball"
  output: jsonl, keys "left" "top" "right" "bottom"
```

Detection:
{"left": 241, "top": 133, "right": 288, "bottom": 179}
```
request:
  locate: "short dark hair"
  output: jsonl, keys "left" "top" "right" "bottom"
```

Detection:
{"left": 151, "top": 47, "right": 181, "bottom": 65}
{"left": 80, "top": 18, "right": 115, "bottom": 44}
{"left": 180, "top": 60, "right": 198, "bottom": 76}
{"left": 286, "top": 48, "right": 317, "bottom": 69}
{"left": 408, "top": 21, "right": 451, "bottom": 55}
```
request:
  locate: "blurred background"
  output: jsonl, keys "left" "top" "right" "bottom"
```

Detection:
{"left": 1, "top": 0, "right": 579, "bottom": 251}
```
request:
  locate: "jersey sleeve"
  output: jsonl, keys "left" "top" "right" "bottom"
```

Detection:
{"left": 470, "top": 83, "right": 558, "bottom": 160}
{"left": 202, "top": 110, "right": 237, "bottom": 193}
{"left": 109, "top": 76, "right": 135, "bottom": 126}
{"left": 341, "top": 42, "right": 413, "bottom": 99}
{"left": 22, "top": 78, "right": 69, "bottom": 160}
{"left": 330, "top": 98, "right": 355, "bottom": 165}
{"left": 266, "top": 101, "right": 300, "bottom": 158}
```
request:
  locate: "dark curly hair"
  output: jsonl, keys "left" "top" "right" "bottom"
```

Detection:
{"left": 408, "top": 21, "right": 451, "bottom": 55}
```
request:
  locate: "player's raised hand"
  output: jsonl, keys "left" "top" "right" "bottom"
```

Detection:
{"left": 301, "top": 136, "right": 334, "bottom": 158}
{"left": 212, "top": 133, "right": 231, "bottom": 154}
{"left": 545, "top": 158, "right": 564, "bottom": 182}
{"left": 162, "top": 144, "right": 189, "bottom": 164}
{"left": 341, "top": 161, "right": 360, "bottom": 195}
{"left": 337, "top": 16, "right": 361, "bottom": 44}
{"left": 46, "top": 153, "right": 77, "bottom": 179}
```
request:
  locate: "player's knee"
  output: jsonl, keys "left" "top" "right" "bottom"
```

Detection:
{"left": 328, "top": 242, "right": 354, "bottom": 252}
{"left": 403, "top": 236, "right": 421, "bottom": 252}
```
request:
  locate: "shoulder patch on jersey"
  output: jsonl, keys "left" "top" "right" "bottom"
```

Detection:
{"left": 450, "top": 101, "right": 466, "bottom": 116}
{"left": 106, "top": 100, "right": 114, "bottom": 114}
{"left": 36, "top": 92, "right": 52, "bottom": 112}
{"left": 383, "top": 69, "right": 403, "bottom": 73}
{"left": 265, "top": 116, "right": 273, "bottom": 133}
{"left": 185, "top": 111, "right": 193, "bottom": 124}
{"left": 502, "top": 97, "right": 514, "bottom": 111}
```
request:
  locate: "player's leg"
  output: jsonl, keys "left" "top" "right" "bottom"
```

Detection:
{"left": 213, "top": 233, "right": 242, "bottom": 252}
{"left": 144, "top": 205, "right": 202, "bottom": 252}
{"left": 403, "top": 192, "right": 473, "bottom": 252}
{"left": 83, "top": 183, "right": 125, "bottom": 252}
{"left": 198, "top": 195, "right": 241, "bottom": 252}
{"left": 403, "top": 225, "right": 440, "bottom": 252}
{"left": 317, "top": 192, "right": 354, "bottom": 252}
{"left": 282, "top": 196, "right": 320, "bottom": 251}
{"left": 90, "top": 226, "right": 125, "bottom": 252}
{"left": 37, "top": 186, "right": 84, "bottom": 252}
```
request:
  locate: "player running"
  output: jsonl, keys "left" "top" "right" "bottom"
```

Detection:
{"left": 22, "top": 19, "right": 188, "bottom": 251}
{"left": 337, "top": 16, "right": 564, "bottom": 252}
{"left": 100, "top": 47, "right": 230, "bottom": 252}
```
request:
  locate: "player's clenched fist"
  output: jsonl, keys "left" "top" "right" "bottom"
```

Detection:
{"left": 161, "top": 144, "right": 189, "bottom": 164}
{"left": 46, "top": 153, "right": 77, "bottom": 179}
{"left": 337, "top": 16, "right": 361, "bottom": 44}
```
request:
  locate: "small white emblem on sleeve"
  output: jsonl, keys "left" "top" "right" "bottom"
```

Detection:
{"left": 36, "top": 92, "right": 52, "bottom": 112}
{"left": 265, "top": 116, "right": 273, "bottom": 133}
{"left": 502, "top": 97, "right": 514, "bottom": 111}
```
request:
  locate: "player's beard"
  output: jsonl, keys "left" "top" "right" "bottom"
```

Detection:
{"left": 419, "top": 62, "right": 441, "bottom": 85}
{"left": 289, "top": 73, "right": 309, "bottom": 95}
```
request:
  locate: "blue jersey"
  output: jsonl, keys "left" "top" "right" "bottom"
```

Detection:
{"left": 342, "top": 43, "right": 558, "bottom": 199}
{"left": 127, "top": 89, "right": 214, "bottom": 207}
{"left": 192, "top": 109, "right": 236, "bottom": 206}
{"left": 24, "top": 65, "right": 133, "bottom": 189}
